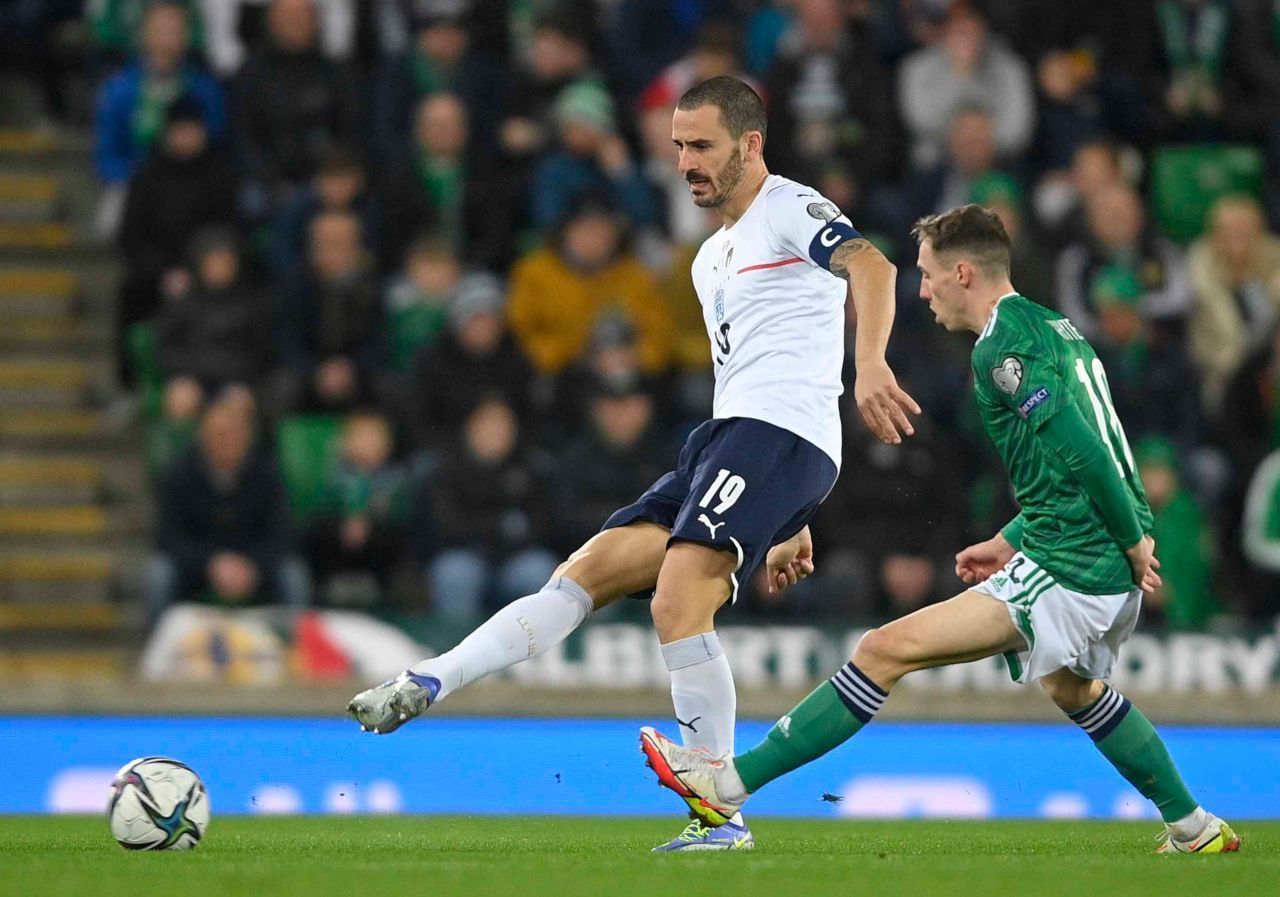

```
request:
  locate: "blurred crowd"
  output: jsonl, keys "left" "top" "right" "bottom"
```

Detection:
{"left": 9, "top": 0, "right": 1280, "bottom": 630}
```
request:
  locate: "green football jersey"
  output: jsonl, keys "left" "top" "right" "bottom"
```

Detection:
{"left": 971, "top": 294, "right": 1154, "bottom": 594}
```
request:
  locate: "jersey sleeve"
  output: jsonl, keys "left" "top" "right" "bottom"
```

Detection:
{"left": 1037, "top": 405, "right": 1145, "bottom": 548}
{"left": 1000, "top": 512, "right": 1026, "bottom": 550}
{"left": 764, "top": 185, "right": 863, "bottom": 273}
{"left": 972, "top": 315, "right": 1068, "bottom": 429}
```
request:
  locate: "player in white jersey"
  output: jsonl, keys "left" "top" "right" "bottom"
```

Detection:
{"left": 348, "top": 76, "right": 919, "bottom": 850}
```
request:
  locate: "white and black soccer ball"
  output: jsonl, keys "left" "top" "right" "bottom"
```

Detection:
{"left": 107, "top": 757, "right": 210, "bottom": 851}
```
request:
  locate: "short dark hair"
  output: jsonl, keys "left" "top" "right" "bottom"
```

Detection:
{"left": 533, "top": 9, "right": 590, "bottom": 45}
{"left": 911, "top": 204, "right": 1011, "bottom": 276}
{"left": 676, "top": 76, "right": 766, "bottom": 144}
{"left": 317, "top": 145, "right": 363, "bottom": 177}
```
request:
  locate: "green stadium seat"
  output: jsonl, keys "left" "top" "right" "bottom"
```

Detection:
{"left": 143, "top": 418, "right": 195, "bottom": 481}
{"left": 126, "top": 322, "right": 164, "bottom": 419}
{"left": 276, "top": 414, "right": 343, "bottom": 522}
{"left": 1149, "top": 144, "right": 1265, "bottom": 242}
{"left": 387, "top": 305, "right": 445, "bottom": 374}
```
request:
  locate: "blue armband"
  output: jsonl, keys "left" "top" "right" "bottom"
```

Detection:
{"left": 808, "top": 221, "right": 861, "bottom": 270}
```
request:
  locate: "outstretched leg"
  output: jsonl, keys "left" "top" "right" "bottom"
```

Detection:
{"left": 349, "top": 523, "right": 668, "bottom": 732}
{"left": 731, "top": 590, "right": 1022, "bottom": 794}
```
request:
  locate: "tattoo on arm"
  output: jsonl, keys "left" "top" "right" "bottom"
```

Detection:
{"left": 828, "top": 238, "right": 872, "bottom": 280}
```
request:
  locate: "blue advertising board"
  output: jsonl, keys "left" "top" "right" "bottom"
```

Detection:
{"left": 3, "top": 717, "right": 1276, "bottom": 819}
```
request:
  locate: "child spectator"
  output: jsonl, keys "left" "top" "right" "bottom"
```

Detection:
{"left": 384, "top": 237, "right": 461, "bottom": 374}
{"left": 304, "top": 411, "right": 409, "bottom": 605}
{"left": 1137, "top": 438, "right": 1218, "bottom": 631}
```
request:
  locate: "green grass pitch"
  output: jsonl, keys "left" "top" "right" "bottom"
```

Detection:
{"left": 1, "top": 816, "right": 1275, "bottom": 897}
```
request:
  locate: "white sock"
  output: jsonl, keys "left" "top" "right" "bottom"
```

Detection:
{"left": 411, "top": 575, "right": 593, "bottom": 702}
{"left": 716, "top": 761, "right": 749, "bottom": 806}
{"left": 1168, "top": 806, "right": 1210, "bottom": 841}
{"left": 661, "top": 631, "right": 736, "bottom": 755}
{"left": 661, "top": 631, "right": 745, "bottom": 825}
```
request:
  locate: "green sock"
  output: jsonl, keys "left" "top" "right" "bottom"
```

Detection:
{"left": 1068, "top": 686, "right": 1197, "bottom": 822}
{"left": 735, "top": 662, "right": 886, "bottom": 794}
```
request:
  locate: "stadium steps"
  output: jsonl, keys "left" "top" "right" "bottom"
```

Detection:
{"left": 0, "top": 359, "right": 89, "bottom": 389}
{"left": 0, "top": 409, "right": 128, "bottom": 446}
{"left": 0, "top": 269, "right": 110, "bottom": 352}
{"left": 0, "top": 648, "right": 127, "bottom": 679}
{"left": 0, "top": 221, "right": 73, "bottom": 250}
{"left": 0, "top": 456, "right": 104, "bottom": 505}
{"left": 0, "top": 173, "right": 61, "bottom": 222}
{"left": 0, "top": 319, "right": 108, "bottom": 350}
{"left": 0, "top": 130, "right": 64, "bottom": 157}
{"left": 0, "top": 357, "right": 93, "bottom": 406}
{"left": 0, "top": 506, "right": 108, "bottom": 536}
{"left": 0, "top": 116, "right": 146, "bottom": 667}
{"left": 0, "top": 504, "right": 147, "bottom": 539}
{"left": 0, "top": 266, "right": 77, "bottom": 291}
{"left": 0, "top": 545, "right": 139, "bottom": 607}
{"left": 0, "top": 599, "right": 119, "bottom": 632}
{"left": 0, "top": 551, "right": 113, "bottom": 583}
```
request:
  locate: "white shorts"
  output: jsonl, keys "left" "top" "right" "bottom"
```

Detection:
{"left": 970, "top": 552, "right": 1142, "bottom": 684}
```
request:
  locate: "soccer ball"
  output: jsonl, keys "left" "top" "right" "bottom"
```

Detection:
{"left": 107, "top": 757, "right": 210, "bottom": 850}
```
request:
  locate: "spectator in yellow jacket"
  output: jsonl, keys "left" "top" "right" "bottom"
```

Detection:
{"left": 508, "top": 196, "right": 673, "bottom": 376}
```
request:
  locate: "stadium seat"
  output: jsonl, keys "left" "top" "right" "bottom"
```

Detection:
{"left": 387, "top": 305, "right": 443, "bottom": 374}
{"left": 1149, "top": 144, "right": 1265, "bottom": 242}
{"left": 143, "top": 418, "right": 194, "bottom": 481}
{"left": 125, "top": 322, "right": 164, "bottom": 419}
{"left": 275, "top": 414, "right": 343, "bottom": 522}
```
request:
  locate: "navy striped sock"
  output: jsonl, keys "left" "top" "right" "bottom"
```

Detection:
{"left": 1067, "top": 686, "right": 1132, "bottom": 742}
{"left": 829, "top": 662, "right": 888, "bottom": 724}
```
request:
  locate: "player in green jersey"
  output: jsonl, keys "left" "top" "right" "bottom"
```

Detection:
{"left": 637, "top": 205, "right": 1240, "bottom": 854}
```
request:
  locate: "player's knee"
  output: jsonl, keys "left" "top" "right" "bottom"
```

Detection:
{"left": 554, "top": 549, "right": 595, "bottom": 589}
{"left": 852, "top": 626, "right": 905, "bottom": 672}
{"left": 651, "top": 585, "right": 717, "bottom": 642}
{"left": 554, "top": 533, "right": 631, "bottom": 602}
{"left": 649, "top": 569, "right": 728, "bottom": 642}
{"left": 649, "top": 589, "right": 683, "bottom": 638}
{"left": 1041, "top": 674, "right": 1103, "bottom": 713}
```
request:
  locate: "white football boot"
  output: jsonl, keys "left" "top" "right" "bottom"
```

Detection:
{"left": 639, "top": 726, "right": 744, "bottom": 827}
{"left": 347, "top": 671, "right": 440, "bottom": 734}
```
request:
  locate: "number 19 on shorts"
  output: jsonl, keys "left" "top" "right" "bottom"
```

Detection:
{"left": 699, "top": 469, "right": 746, "bottom": 514}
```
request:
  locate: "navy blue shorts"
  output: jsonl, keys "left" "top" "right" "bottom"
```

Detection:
{"left": 602, "top": 417, "right": 838, "bottom": 601}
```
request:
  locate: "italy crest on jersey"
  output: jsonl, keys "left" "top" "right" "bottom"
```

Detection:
{"left": 713, "top": 286, "right": 725, "bottom": 323}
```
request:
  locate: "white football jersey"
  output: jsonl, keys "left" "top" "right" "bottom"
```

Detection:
{"left": 691, "top": 174, "right": 858, "bottom": 468}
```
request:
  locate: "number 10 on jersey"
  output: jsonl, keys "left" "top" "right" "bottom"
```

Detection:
{"left": 1075, "top": 357, "right": 1136, "bottom": 479}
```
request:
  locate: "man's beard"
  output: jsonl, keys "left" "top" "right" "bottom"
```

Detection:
{"left": 691, "top": 146, "right": 745, "bottom": 208}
